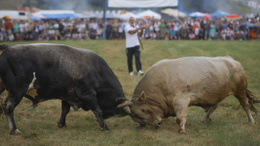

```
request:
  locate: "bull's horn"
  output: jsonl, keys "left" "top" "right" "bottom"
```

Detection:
{"left": 123, "top": 106, "right": 132, "bottom": 115}
{"left": 117, "top": 100, "right": 133, "bottom": 108}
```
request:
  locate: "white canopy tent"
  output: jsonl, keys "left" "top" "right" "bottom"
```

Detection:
{"left": 33, "top": 10, "right": 77, "bottom": 19}
{"left": 109, "top": 0, "right": 178, "bottom": 8}
{"left": 161, "top": 8, "right": 188, "bottom": 18}
{"left": 119, "top": 12, "right": 138, "bottom": 20}
{"left": 31, "top": 12, "right": 46, "bottom": 19}
{"left": 189, "top": 12, "right": 205, "bottom": 17}
{"left": 0, "top": 10, "right": 29, "bottom": 20}
{"left": 136, "top": 10, "right": 161, "bottom": 19}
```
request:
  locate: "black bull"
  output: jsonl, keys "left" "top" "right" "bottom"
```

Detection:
{"left": 0, "top": 43, "right": 132, "bottom": 134}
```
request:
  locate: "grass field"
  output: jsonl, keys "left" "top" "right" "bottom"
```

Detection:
{"left": 0, "top": 40, "right": 260, "bottom": 145}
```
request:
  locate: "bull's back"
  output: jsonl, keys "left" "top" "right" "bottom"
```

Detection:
{"left": 134, "top": 57, "right": 247, "bottom": 105}
{"left": 0, "top": 44, "right": 118, "bottom": 98}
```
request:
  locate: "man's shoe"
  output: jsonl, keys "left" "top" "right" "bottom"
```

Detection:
{"left": 129, "top": 72, "right": 134, "bottom": 76}
{"left": 137, "top": 70, "right": 144, "bottom": 76}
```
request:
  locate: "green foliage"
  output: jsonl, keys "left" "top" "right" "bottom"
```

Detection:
{"left": 0, "top": 40, "right": 259, "bottom": 145}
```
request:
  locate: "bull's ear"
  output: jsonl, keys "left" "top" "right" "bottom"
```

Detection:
{"left": 139, "top": 91, "right": 146, "bottom": 101}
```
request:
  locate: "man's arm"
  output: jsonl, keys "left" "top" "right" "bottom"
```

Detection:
{"left": 128, "top": 25, "right": 147, "bottom": 35}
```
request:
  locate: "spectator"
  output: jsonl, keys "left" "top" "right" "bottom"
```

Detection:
{"left": 89, "top": 27, "right": 96, "bottom": 39}
{"left": 12, "top": 20, "right": 19, "bottom": 38}
{"left": 27, "top": 21, "right": 34, "bottom": 36}
{"left": 173, "top": 21, "right": 179, "bottom": 39}
{"left": 118, "top": 20, "right": 124, "bottom": 39}
{"left": 111, "top": 19, "right": 118, "bottom": 39}
{"left": 33, "top": 21, "right": 40, "bottom": 40}
{"left": 0, "top": 21, "right": 6, "bottom": 41}
{"left": 59, "top": 20, "right": 65, "bottom": 39}
{"left": 106, "top": 20, "right": 112, "bottom": 39}
{"left": 209, "top": 20, "right": 216, "bottom": 40}
{"left": 0, "top": 14, "right": 259, "bottom": 42}
{"left": 204, "top": 20, "right": 210, "bottom": 40}
{"left": 159, "top": 20, "right": 166, "bottom": 39}
{"left": 154, "top": 19, "right": 160, "bottom": 39}
{"left": 96, "top": 24, "right": 103, "bottom": 39}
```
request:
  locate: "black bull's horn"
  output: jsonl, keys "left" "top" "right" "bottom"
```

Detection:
{"left": 116, "top": 100, "right": 133, "bottom": 115}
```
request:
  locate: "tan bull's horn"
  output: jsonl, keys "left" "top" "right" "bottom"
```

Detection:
{"left": 117, "top": 100, "right": 133, "bottom": 108}
{"left": 123, "top": 106, "right": 132, "bottom": 115}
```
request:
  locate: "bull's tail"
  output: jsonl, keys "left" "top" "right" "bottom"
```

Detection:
{"left": 246, "top": 89, "right": 260, "bottom": 114}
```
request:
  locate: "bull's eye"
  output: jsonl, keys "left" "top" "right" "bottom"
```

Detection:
{"left": 141, "top": 109, "right": 145, "bottom": 113}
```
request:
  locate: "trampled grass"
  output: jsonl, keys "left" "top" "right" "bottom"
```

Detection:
{"left": 0, "top": 40, "right": 260, "bottom": 145}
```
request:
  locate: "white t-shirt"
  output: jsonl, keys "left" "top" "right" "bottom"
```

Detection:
{"left": 154, "top": 22, "right": 160, "bottom": 31}
{"left": 19, "top": 23, "right": 25, "bottom": 32}
{"left": 91, "top": 23, "right": 98, "bottom": 30}
{"left": 125, "top": 23, "right": 140, "bottom": 48}
{"left": 54, "top": 23, "right": 59, "bottom": 29}
{"left": 97, "top": 28, "right": 103, "bottom": 35}
{"left": 118, "top": 25, "right": 123, "bottom": 33}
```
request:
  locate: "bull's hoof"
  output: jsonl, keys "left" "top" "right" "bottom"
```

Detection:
{"left": 57, "top": 123, "right": 66, "bottom": 128}
{"left": 57, "top": 124, "right": 66, "bottom": 128}
{"left": 57, "top": 122, "right": 66, "bottom": 128}
{"left": 250, "top": 120, "right": 256, "bottom": 125}
{"left": 101, "top": 127, "right": 109, "bottom": 131}
{"left": 178, "top": 130, "right": 187, "bottom": 135}
{"left": 179, "top": 132, "right": 187, "bottom": 135}
{"left": 201, "top": 118, "right": 212, "bottom": 123}
{"left": 9, "top": 129, "right": 21, "bottom": 135}
{"left": 32, "top": 103, "right": 39, "bottom": 108}
{"left": 136, "top": 123, "right": 146, "bottom": 129}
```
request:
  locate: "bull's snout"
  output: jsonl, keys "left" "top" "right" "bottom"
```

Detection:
{"left": 156, "top": 122, "right": 162, "bottom": 127}
{"left": 152, "top": 117, "right": 163, "bottom": 128}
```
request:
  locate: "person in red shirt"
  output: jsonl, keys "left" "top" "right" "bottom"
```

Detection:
{"left": 5, "top": 20, "right": 13, "bottom": 31}
{"left": 5, "top": 20, "right": 13, "bottom": 37}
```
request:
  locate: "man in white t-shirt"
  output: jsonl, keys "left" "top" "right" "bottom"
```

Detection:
{"left": 125, "top": 17, "right": 147, "bottom": 76}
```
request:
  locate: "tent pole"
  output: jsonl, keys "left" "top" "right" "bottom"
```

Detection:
{"left": 177, "top": 0, "right": 180, "bottom": 40}
{"left": 103, "top": 0, "right": 108, "bottom": 39}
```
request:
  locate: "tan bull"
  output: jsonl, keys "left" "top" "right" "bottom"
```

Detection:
{"left": 130, "top": 56, "right": 259, "bottom": 134}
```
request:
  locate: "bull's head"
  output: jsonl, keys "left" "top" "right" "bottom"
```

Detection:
{"left": 115, "top": 98, "right": 133, "bottom": 116}
{"left": 130, "top": 91, "right": 164, "bottom": 128}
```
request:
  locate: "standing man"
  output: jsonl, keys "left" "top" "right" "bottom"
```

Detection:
{"left": 125, "top": 17, "right": 147, "bottom": 76}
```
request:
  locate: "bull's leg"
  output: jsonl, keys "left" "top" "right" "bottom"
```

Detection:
{"left": 91, "top": 106, "right": 109, "bottom": 131}
{"left": 174, "top": 97, "right": 190, "bottom": 135}
{"left": 24, "top": 94, "right": 39, "bottom": 107}
{"left": 4, "top": 93, "right": 23, "bottom": 135}
{"left": 78, "top": 93, "right": 109, "bottom": 131}
{"left": 202, "top": 104, "right": 218, "bottom": 123}
{"left": 57, "top": 100, "right": 70, "bottom": 128}
{"left": 235, "top": 92, "right": 255, "bottom": 124}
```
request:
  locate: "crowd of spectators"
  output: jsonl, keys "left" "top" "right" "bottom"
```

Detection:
{"left": 0, "top": 14, "right": 259, "bottom": 42}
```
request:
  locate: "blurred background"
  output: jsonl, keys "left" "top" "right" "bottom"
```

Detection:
{"left": 0, "top": 0, "right": 259, "bottom": 42}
